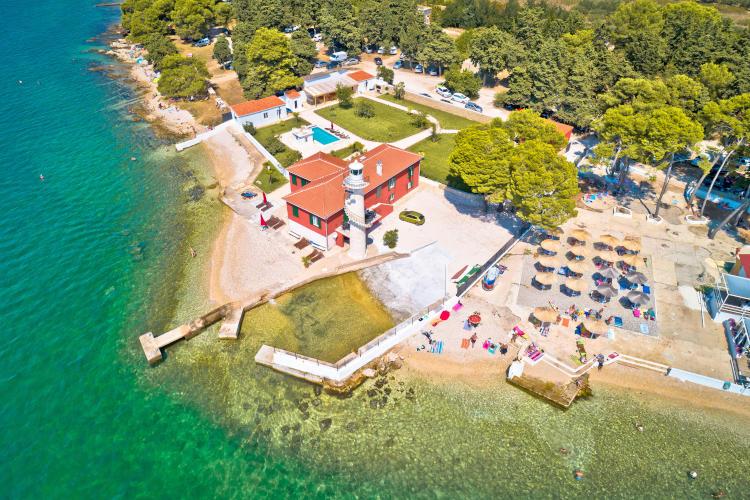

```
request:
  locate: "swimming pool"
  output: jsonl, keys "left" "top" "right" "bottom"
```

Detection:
{"left": 312, "top": 126, "right": 339, "bottom": 145}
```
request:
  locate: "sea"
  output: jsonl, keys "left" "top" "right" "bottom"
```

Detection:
{"left": 2, "top": 1, "right": 750, "bottom": 498}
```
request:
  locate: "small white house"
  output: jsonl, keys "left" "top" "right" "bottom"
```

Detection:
{"left": 347, "top": 70, "right": 376, "bottom": 93}
{"left": 283, "top": 89, "right": 304, "bottom": 112}
{"left": 230, "top": 96, "right": 287, "bottom": 128}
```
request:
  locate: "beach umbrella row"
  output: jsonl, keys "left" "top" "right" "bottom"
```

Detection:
{"left": 599, "top": 234, "right": 620, "bottom": 247}
{"left": 571, "top": 229, "right": 592, "bottom": 242}
{"left": 533, "top": 307, "right": 559, "bottom": 323}
{"left": 537, "top": 255, "right": 560, "bottom": 268}
{"left": 566, "top": 260, "right": 588, "bottom": 274}
{"left": 535, "top": 272, "right": 557, "bottom": 285}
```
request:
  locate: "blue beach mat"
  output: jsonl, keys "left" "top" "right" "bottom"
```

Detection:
{"left": 430, "top": 341, "right": 444, "bottom": 354}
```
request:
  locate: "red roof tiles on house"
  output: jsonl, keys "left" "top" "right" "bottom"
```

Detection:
{"left": 230, "top": 96, "right": 285, "bottom": 117}
{"left": 547, "top": 119, "right": 574, "bottom": 140}
{"left": 283, "top": 171, "right": 347, "bottom": 218}
{"left": 284, "top": 89, "right": 301, "bottom": 98}
{"left": 347, "top": 70, "right": 375, "bottom": 82}
{"left": 286, "top": 152, "right": 348, "bottom": 181}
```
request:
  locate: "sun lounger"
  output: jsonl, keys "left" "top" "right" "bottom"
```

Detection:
{"left": 266, "top": 215, "right": 285, "bottom": 230}
{"left": 561, "top": 318, "right": 570, "bottom": 327}
{"left": 540, "top": 326, "right": 549, "bottom": 337}
{"left": 451, "top": 265, "right": 468, "bottom": 281}
{"left": 614, "top": 316, "right": 623, "bottom": 327}
{"left": 309, "top": 249, "right": 324, "bottom": 263}
{"left": 642, "top": 285, "right": 651, "bottom": 294}
{"left": 640, "top": 323, "right": 649, "bottom": 334}
{"left": 256, "top": 201, "right": 271, "bottom": 210}
{"left": 513, "top": 326, "right": 528, "bottom": 339}
{"left": 430, "top": 341, "right": 443, "bottom": 354}
{"left": 461, "top": 338, "right": 470, "bottom": 349}
{"left": 482, "top": 340, "right": 490, "bottom": 349}
{"left": 294, "top": 237, "right": 310, "bottom": 250}
{"left": 633, "top": 309, "right": 640, "bottom": 318}
{"left": 452, "top": 301, "right": 464, "bottom": 312}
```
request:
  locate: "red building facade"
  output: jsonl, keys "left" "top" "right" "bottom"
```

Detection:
{"left": 283, "top": 144, "right": 422, "bottom": 250}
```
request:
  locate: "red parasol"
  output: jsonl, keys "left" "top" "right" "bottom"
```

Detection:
{"left": 468, "top": 314, "right": 481, "bottom": 325}
{"left": 260, "top": 214, "right": 268, "bottom": 226}
{"left": 330, "top": 121, "right": 334, "bottom": 131}
{"left": 262, "top": 191, "right": 267, "bottom": 204}
{"left": 440, "top": 310, "right": 450, "bottom": 321}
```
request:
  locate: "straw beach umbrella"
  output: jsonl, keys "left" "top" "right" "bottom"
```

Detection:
{"left": 625, "top": 271, "right": 648, "bottom": 285}
{"left": 571, "top": 229, "right": 592, "bottom": 242}
{"left": 568, "top": 246, "right": 589, "bottom": 258}
{"left": 620, "top": 239, "right": 642, "bottom": 252}
{"left": 599, "top": 234, "right": 620, "bottom": 247}
{"left": 549, "top": 227, "right": 564, "bottom": 237}
{"left": 566, "top": 260, "right": 588, "bottom": 274}
{"left": 597, "top": 250, "right": 618, "bottom": 263}
{"left": 621, "top": 254, "right": 641, "bottom": 267}
{"left": 533, "top": 307, "right": 559, "bottom": 323}
{"left": 537, "top": 255, "right": 560, "bottom": 268}
{"left": 599, "top": 267, "right": 620, "bottom": 281}
{"left": 626, "top": 290, "right": 649, "bottom": 306}
{"left": 565, "top": 277, "right": 588, "bottom": 292}
{"left": 583, "top": 318, "right": 609, "bottom": 335}
{"left": 596, "top": 283, "right": 618, "bottom": 298}
{"left": 535, "top": 272, "right": 556, "bottom": 285}
{"left": 540, "top": 239, "right": 562, "bottom": 253}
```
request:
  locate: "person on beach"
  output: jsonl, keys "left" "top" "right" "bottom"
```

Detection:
{"left": 190, "top": 247, "right": 196, "bottom": 258}
{"left": 470, "top": 333, "right": 477, "bottom": 348}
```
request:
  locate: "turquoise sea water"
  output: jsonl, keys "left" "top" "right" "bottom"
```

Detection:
{"left": 2, "top": 1, "right": 750, "bottom": 498}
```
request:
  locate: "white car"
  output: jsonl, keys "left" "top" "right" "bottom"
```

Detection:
{"left": 364, "top": 46, "right": 374, "bottom": 53}
{"left": 427, "top": 67, "right": 438, "bottom": 76}
{"left": 435, "top": 86, "right": 452, "bottom": 98}
{"left": 451, "top": 92, "right": 469, "bottom": 104}
{"left": 389, "top": 46, "right": 398, "bottom": 55}
{"left": 377, "top": 46, "right": 385, "bottom": 54}
{"left": 312, "top": 33, "right": 323, "bottom": 42}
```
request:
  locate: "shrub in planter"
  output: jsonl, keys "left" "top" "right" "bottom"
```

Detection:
{"left": 383, "top": 229, "right": 398, "bottom": 248}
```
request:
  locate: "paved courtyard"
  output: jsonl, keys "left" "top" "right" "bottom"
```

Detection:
{"left": 516, "top": 252, "right": 660, "bottom": 338}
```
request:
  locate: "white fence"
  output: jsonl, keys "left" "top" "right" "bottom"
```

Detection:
{"left": 239, "top": 127, "right": 288, "bottom": 179}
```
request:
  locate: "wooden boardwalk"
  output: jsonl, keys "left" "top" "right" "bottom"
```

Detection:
{"left": 508, "top": 372, "right": 590, "bottom": 409}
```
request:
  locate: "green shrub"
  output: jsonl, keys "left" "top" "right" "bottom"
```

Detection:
{"left": 264, "top": 137, "right": 286, "bottom": 154}
{"left": 354, "top": 99, "right": 375, "bottom": 118}
{"left": 393, "top": 81, "right": 406, "bottom": 99}
{"left": 337, "top": 83, "right": 354, "bottom": 108}
{"left": 383, "top": 229, "right": 398, "bottom": 249}
{"left": 243, "top": 122, "right": 257, "bottom": 135}
{"left": 278, "top": 149, "right": 302, "bottom": 167}
{"left": 411, "top": 110, "right": 429, "bottom": 128}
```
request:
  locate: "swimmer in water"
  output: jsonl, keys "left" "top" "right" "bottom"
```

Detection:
{"left": 712, "top": 492, "right": 724, "bottom": 498}
{"left": 40, "top": 174, "right": 44, "bottom": 181}
{"left": 190, "top": 247, "right": 196, "bottom": 258}
{"left": 689, "top": 471, "right": 697, "bottom": 479}
{"left": 559, "top": 448, "right": 569, "bottom": 455}
{"left": 636, "top": 423, "right": 644, "bottom": 432}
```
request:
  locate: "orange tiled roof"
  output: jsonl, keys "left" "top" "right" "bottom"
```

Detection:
{"left": 284, "top": 89, "right": 301, "bottom": 98}
{"left": 284, "top": 145, "right": 422, "bottom": 218}
{"left": 548, "top": 119, "right": 574, "bottom": 138}
{"left": 286, "top": 152, "right": 347, "bottom": 181}
{"left": 347, "top": 70, "right": 375, "bottom": 82}
{"left": 230, "top": 96, "right": 285, "bottom": 117}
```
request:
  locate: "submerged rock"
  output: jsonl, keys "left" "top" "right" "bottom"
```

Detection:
{"left": 297, "top": 401, "right": 309, "bottom": 413}
{"left": 280, "top": 425, "right": 290, "bottom": 435}
{"left": 319, "top": 418, "right": 332, "bottom": 432}
{"left": 313, "top": 385, "right": 323, "bottom": 396}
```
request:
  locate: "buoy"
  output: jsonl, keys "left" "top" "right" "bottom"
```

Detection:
{"left": 575, "top": 471, "right": 584, "bottom": 480}
{"left": 689, "top": 471, "right": 697, "bottom": 479}
{"left": 39, "top": 174, "right": 44, "bottom": 181}
{"left": 130, "top": 157, "right": 136, "bottom": 161}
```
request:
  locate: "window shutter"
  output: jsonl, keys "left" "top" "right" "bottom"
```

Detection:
{"left": 292, "top": 205, "right": 299, "bottom": 217}
{"left": 309, "top": 213, "right": 314, "bottom": 225}
{"left": 291, "top": 174, "right": 297, "bottom": 185}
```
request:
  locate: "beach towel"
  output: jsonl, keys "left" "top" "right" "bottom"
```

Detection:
{"left": 430, "top": 341, "right": 444, "bottom": 354}
{"left": 608, "top": 352, "right": 619, "bottom": 359}
{"left": 614, "top": 316, "right": 623, "bottom": 327}
{"left": 540, "top": 327, "right": 549, "bottom": 337}
{"left": 633, "top": 309, "right": 640, "bottom": 318}
{"left": 606, "top": 328, "right": 614, "bottom": 339}
{"left": 513, "top": 326, "right": 528, "bottom": 338}
{"left": 642, "top": 285, "right": 651, "bottom": 294}
{"left": 482, "top": 340, "right": 490, "bottom": 349}
{"left": 561, "top": 318, "right": 570, "bottom": 328}
{"left": 461, "top": 338, "right": 470, "bottom": 349}
{"left": 639, "top": 323, "right": 649, "bottom": 334}
{"left": 463, "top": 320, "right": 473, "bottom": 331}
{"left": 488, "top": 344, "right": 497, "bottom": 354}
{"left": 431, "top": 319, "right": 441, "bottom": 327}
{"left": 452, "top": 302, "right": 464, "bottom": 312}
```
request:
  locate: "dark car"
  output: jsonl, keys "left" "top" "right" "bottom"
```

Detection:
{"left": 440, "top": 98, "right": 452, "bottom": 104}
{"left": 326, "top": 61, "right": 341, "bottom": 69}
{"left": 399, "top": 210, "right": 425, "bottom": 225}
{"left": 374, "top": 57, "right": 383, "bottom": 66}
{"left": 419, "top": 92, "right": 432, "bottom": 98}
{"left": 314, "top": 59, "right": 327, "bottom": 68}
{"left": 465, "top": 102, "right": 483, "bottom": 113}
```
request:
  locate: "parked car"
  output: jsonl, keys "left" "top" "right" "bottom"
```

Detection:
{"left": 400, "top": 52, "right": 408, "bottom": 59}
{"left": 393, "top": 60, "right": 402, "bottom": 69}
{"left": 364, "top": 45, "right": 374, "bottom": 53}
{"left": 399, "top": 210, "right": 425, "bottom": 225}
{"left": 389, "top": 46, "right": 398, "bottom": 55}
{"left": 330, "top": 51, "right": 348, "bottom": 62}
{"left": 314, "top": 59, "right": 327, "bottom": 68}
{"left": 435, "top": 86, "right": 451, "bottom": 98}
{"left": 451, "top": 92, "right": 469, "bottom": 104}
{"left": 377, "top": 46, "right": 385, "bottom": 54}
{"left": 374, "top": 57, "right": 383, "bottom": 66}
{"left": 194, "top": 37, "right": 210, "bottom": 47}
{"left": 326, "top": 61, "right": 341, "bottom": 69}
{"left": 283, "top": 25, "right": 300, "bottom": 33}
{"left": 414, "top": 64, "right": 423, "bottom": 73}
{"left": 465, "top": 102, "right": 483, "bottom": 113}
{"left": 419, "top": 92, "right": 432, "bottom": 98}
{"left": 313, "top": 33, "right": 323, "bottom": 42}
{"left": 440, "top": 98, "right": 453, "bottom": 104}
{"left": 342, "top": 57, "right": 359, "bottom": 67}
{"left": 427, "top": 67, "right": 438, "bottom": 76}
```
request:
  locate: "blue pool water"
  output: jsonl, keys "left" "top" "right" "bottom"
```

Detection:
{"left": 312, "top": 126, "right": 339, "bottom": 145}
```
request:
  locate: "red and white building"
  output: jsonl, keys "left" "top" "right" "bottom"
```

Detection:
{"left": 283, "top": 144, "right": 423, "bottom": 251}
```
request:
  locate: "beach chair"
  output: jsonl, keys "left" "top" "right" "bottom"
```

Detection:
{"left": 461, "top": 338, "right": 470, "bottom": 349}
{"left": 309, "top": 250, "right": 324, "bottom": 263}
{"left": 561, "top": 318, "right": 570, "bottom": 328}
{"left": 633, "top": 309, "right": 640, "bottom": 318}
{"left": 642, "top": 285, "right": 651, "bottom": 294}
{"left": 614, "top": 316, "right": 623, "bottom": 328}
{"left": 294, "top": 237, "right": 310, "bottom": 250}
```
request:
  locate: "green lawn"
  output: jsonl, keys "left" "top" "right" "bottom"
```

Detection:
{"left": 330, "top": 142, "right": 364, "bottom": 159}
{"left": 316, "top": 98, "right": 427, "bottom": 142}
{"left": 253, "top": 117, "right": 308, "bottom": 147}
{"left": 408, "top": 134, "right": 468, "bottom": 191}
{"left": 379, "top": 94, "right": 480, "bottom": 130}
{"left": 254, "top": 164, "right": 288, "bottom": 193}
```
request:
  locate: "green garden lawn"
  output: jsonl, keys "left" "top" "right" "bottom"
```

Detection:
{"left": 254, "top": 165, "right": 288, "bottom": 193}
{"left": 408, "top": 134, "right": 468, "bottom": 191}
{"left": 316, "top": 98, "right": 427, "bottom": 142}
{"left": 379, "top": 94, "right": 480, "bottom": 130}
{"left": 254, "top": 117, "right": 308, "bottom": 146}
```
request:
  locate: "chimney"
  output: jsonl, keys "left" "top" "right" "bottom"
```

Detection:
{"left": 376, "top": 160, "right": 382, "bottom": 176}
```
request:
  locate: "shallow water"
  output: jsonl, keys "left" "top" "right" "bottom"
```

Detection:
{"left": 3, "top": 1, "right": 750, "bottom": 498}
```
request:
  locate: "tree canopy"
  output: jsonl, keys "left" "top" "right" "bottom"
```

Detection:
{"left": 157, "top": 54, "right": 210, "bottom": 98}
{"left": 242, "top": 28, "right": 303, "bottom": 99}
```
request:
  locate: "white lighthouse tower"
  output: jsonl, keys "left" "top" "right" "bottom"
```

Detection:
{"left": 343, "top": 158, "right": 368, "bottom": 259}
